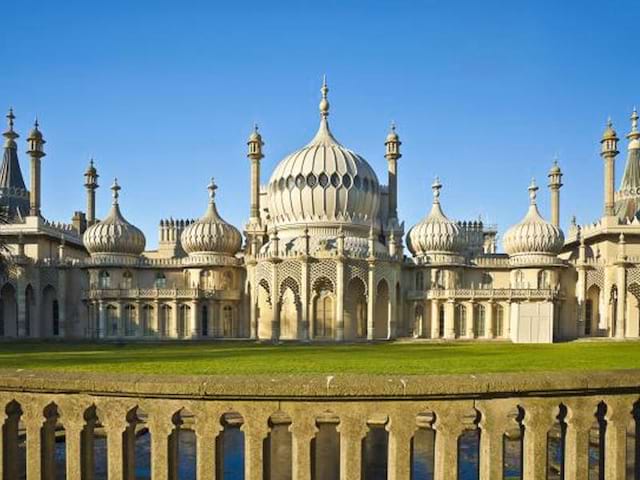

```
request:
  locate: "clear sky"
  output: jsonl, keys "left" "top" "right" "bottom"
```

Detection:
{"left": 1, "top": 0, "right": 639, "bottom": 249}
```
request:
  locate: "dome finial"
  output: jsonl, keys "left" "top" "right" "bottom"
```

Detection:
{"left": 528, "top": 178, "right": 538, "bottom": 205}
{"left": 431, "top": 176, "right": 442, "bottom": 204}
{"left": 6, "top": 108, "right": 15, "bottom": 131}
{"left": 319, "top": 75, "right": 330, "bottom": 119}
{"left": 3, "top": 107, "right": 18, "bottom": 146}
{"left": 111, "top": 178, "right": 121, "bottom": 205}
{"left": 208, "top": 177, "right": 218, "bottom": 203}
{"left": 628, "top": 107, "right": 640, "bottom": 143}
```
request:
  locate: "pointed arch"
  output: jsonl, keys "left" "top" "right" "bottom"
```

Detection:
{"left": 41, "top": 285, "right": 58, "bottom": 338}
{"left": 345, "top": 277, "right": 367, "bottom": 339}
{"left": 0, "top": 283, "right": 17, "bottom": 337}
{"left": 313, "top": 276, "right": 334, "bottom": 339}
{"left": 374, "top": 279, "right": 389, "bottom": 339}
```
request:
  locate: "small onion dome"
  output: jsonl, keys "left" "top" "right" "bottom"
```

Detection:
{"left": 549, "top": 160, "right": 561, "bottom": 175}
{"left": 180, "top": 178, "right": 242, "bottom": 257}
{"left": 407, "top": 178, "right": 465, "bottom": 259}
{"left": 602, "top": 118, "right": 618, "bottom": 141}
{"left": 83, "top": 179, "right": 146, "bottom": 257}
{"left": 503, "top": 179, "right": 564, "bottom": 263}
{"left": 386, "top": 122, "right": 400, "bottom": 143}
{"left": 27, "top": 118, "right": 44, "bottom": 142}
{"left": 85, "top": 158, "right": 97, "bottom": 176}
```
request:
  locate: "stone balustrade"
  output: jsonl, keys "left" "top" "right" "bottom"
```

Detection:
{"left": 406, "top": 288, "right": 559, "bottom": 302}
{"left": 0, "top": 369, "right": 638, "bottom": 479}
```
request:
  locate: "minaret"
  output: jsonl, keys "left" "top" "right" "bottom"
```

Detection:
{"left": 26, "top": 118, "right": 45, "bottom": 217}
{"left": 600, "top": 118, "right": 619, "bottom": 218}
{"left": 247, "top": 124, "right": 264, "bottom": 223}
{"left": 547, "top": 157, "right": 563, "bottom": 228}
{"left": 385, "top": 122, "right": 401, "bottom": 224}
{"left": 84, "top": 159, "right": 99, "bottom": 226}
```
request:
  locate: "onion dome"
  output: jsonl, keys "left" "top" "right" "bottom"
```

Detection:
{"left": 180, "top": 178, "right": 242, "bottom": 259}
{"left": 503, "top": 179, "right": 564, "bottom": 264}
{"left": 267, "top": 77, "right": 380, "bottom": 231}
{"left": 83, "top": 179, "right": 146, "bottom": 258}
{"left": 407, "top": 178, "right": 465, "bottom": 263}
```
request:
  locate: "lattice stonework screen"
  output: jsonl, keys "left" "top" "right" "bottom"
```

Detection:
{"left": 346, "top": 261, "right": 369, "bottom": 295}
{"left": 279, "top": 276, "right": 301, "bottom": 303}
{"left": 627, "top": 268, "right": 640, "bottom": 288}
{"left": 310, "top": 260, "right": 336, "bottom": 290}
{"left": 586, "top": 268, "right": 604, "bottom": 290}
{"left": 278, "top": 260, "right": 302, "bottom": 285}
{"left": 256, "top": 261, "right": 273, "bottom": 286}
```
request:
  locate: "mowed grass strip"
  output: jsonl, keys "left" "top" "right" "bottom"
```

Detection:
{"left": 0, "top": 341, "right": 638, "bottom": 376}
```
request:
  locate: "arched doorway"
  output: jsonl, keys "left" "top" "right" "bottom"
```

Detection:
{"left": 41, "top": 285, "right": 58, "bottom": 338}
{"left": 344, "top": 278, "right": 367, "bottom": 340}
{"left": 25, "top": 285, "right": 35, "bottom": 337}
{"left": 374, "top": 280, "right": 389, "bottom": 339}
{"left": 585, "top": 285, "right": 601, "bottom": 337}
{"left": 0, "top": 283, "right": 17, "bottom": 337}
{"left": 313, "top": 277, "right": 334, "bottom": 340}
{"left": 257, "top": 280, "right": 273, "bottom": 340}
{"left": 280, "top": 288, "right": 299, "bottom": 340}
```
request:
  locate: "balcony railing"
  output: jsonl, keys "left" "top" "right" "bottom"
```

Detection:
{"left": 0, "top": 369, "right": 638, "bottom": 479}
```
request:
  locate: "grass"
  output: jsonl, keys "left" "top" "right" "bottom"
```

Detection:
{"left": 0, "top": 340, "right": 638, "bottom": 376}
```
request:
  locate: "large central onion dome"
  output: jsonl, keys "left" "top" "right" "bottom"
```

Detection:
{"left": 503, "top": 179, "right": 564, "bottom": 264}
{"left": 267, "top": 78, "right": 380, "bottom": 231}
{"left": 407, "top": 178, "right": 465, "bottom": 263}
{"left": 83, "top": 179, "right": 146, "bottom": 258}
{"left": 181, "top": 179, "right": 242, "bottom": 260}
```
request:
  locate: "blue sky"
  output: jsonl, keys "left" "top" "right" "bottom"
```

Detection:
{"left": 1, "top": 0, "right": 638, "bottom": 248}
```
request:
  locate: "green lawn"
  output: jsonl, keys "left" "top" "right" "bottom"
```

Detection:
{"left": 0, "top": 340, "right": 638, "bottom": 376}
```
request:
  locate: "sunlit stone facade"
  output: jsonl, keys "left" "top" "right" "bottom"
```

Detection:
{"left": 1, "top": 86, "right": 640, "bottom": 343}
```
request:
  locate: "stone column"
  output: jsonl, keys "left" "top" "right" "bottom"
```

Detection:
{"left": 116, "top": 301, "right": 124, "bottom": 337}
{"left": 367, "top": 262, "right": 376, "bottom": 340}
{"left": 17, "top": 275, "right": 26, "bottom": 337}
{"left": 431, "top": 299, "right": 440, "bottom": 338}
{"left": 242, "top": 414, "right": 271, "bottom": 480}
{"left": 466, "top": 301, "right": 475, "bottom": 338}
{"left": 576, "top": 267, "right": 587, "bottom": 337}
{"left": 521, "top": 401, "right": 556, "bottom": 480}
{"left": 190, "top": 299, "right": 199, "bottom": 338}
{"left": 271, "top": 264, "right": 280, "bottom": 341}
{"left": 503, "top": 301, "right": 512, "bottom": 338}
{"left": 148, "top": 408, "right": 175, "bottom": 480}
{"left": 388, "top": 271, "right": 398, "bottom": 340}
{"left": 103, "top": 407, "right": 129, "bottom": 480}
{"left": 290, "top": 414, "right": 318, "bottom": 480}
{"left": 387, "top": 413, "right": 416, "bottom": 480}
{"left": 338, "top": 416, "right": 368, "bottom": 480}
{"left": 171, "top": 300, "right": 179, "bottom": 338}
{"left": 444, "top": 300, "right": 455, "bottom": 339}
{"left": 485, "top": 301, "right": 495, "bottom": 339}
{"left": 154, "top": 299, "right": 161, "bottom": 337}
{"left": 300, "top": 260, "right": 310, "bottom": 341}
{"left": 58, "top": 268, "right": 68, "bottom": 337}
{"left": 563, "top": 400, "right": 595, "bottom": 480}
{"left": 98, "top": 300, "right": 106, "bottom": 338}
{"left": 604, "top": 397, "right": 631, "bottom": 479}
{"left": 615, "top": 264, "right": 626, "bottom": 338}
{"left": 336, "top": 258, "right": 345, "bottom": 341}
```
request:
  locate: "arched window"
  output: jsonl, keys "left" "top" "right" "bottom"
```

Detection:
{"left": 122, "top": 271, "right": 133, "bottom": 289}
{"left": 475, "top": 304, "right": 485, "bottom": 338}
{"left": 585, "top": 300, "right": 593, "bottom": 336}
{"left": 514, "top": 270, "right": 524, "bottom": 287}
{"left": 201, "top": 305, "right": 209, "bottom": 337}
{"left": 495, "top": 305, "right": 505, "bottom": 337}
{"left": 155, "top": 272, "right": 167, "bottom": 288}
{"left": 223, "top": 305, "right": 233, "bottom": 337}
{"left": 538, "top": 270, "right": 551, "bottom": 289}
{"left": 481, "top": 273, "right": 493, "bottom": 289}
{"left": 434, "top": 269, "right": 444, "bottom": 289}
{"left": 99, "top": 271, "right": 111, "bottom": 289}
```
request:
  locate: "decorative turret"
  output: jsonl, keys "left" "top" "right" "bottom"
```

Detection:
{"left": 503, "top": 179, "right": 564, "bottom": 265}
{"left": 547, "top": 157, "right": 562, "bottom": 228}
{"left": 247, "top": 124, "right": 264, "bottom": 222}
{"left": 615, "top": 108, "right": 640, "bottom": 221}
{"left": 601, "top": 118, "right": 619, "bottom": 217}
{"left": 385, "top": 122, "right": 401, "bottom": 223}
{"left": 406, "top": 177, "right": 465, "bottom": 264}
{"left": 0, "top": 108, "right": 29, "bottom": 218}
{"left": 180, "top": 178, "right": 242, "bottom": 261}
{"left": 84, "top": 159, "right": 99, "bottom": 226}
{"left": 26, "top": 118, "right": 45, "bottom": 217}
{"left": 83, "top": 179, "right": 146, "bottom": 260}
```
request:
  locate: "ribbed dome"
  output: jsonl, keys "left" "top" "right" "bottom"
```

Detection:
{"left": 83, "top": 180, "right": 146, "bottom": 257}
{"left": 181, "top": 179, "right": 242, "bottom": 257}
{"left": 503, "top": 180, "right": 564, "bottom": 262}
{"left": 267, "top": 80, "right": 380, "bottom": 230}
{"left": 407, "top": 179, "right": 465, "bottom": 260}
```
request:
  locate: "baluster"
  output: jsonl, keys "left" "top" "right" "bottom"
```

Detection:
{"left": 242, "top": 412, "right": 271, "bottom": 480}
{"left": 147, "top": 407, "right": 175, "bottom": 480}
{"left": 290, "top": 414, "right": 318, "bottom": 480}
{"left": 193, "top": 409, "right": 222, "bottom": 480}
{"left": 521, "top": 400, "right": 557, "bottom": 480}
{"left": 433, "top": 406, "right": 467, "bottom": 480}
{"left": 387, "top": 412, "right": 417, "bottom": 480}
{"left": 477, "top": 400, "right": 515, "bottom": 480}
{"left": 564, "top": 399, "right": 596, "bottom": 480}
{"left": 605, "top": 397, "right": 632, "bottom": 479}
{"left": 23, "top": 400, "right": 46, "bottom": 480}
{"left": 102, "top": 404, "right": 130, "bottom": 480}
{"left": 64, "top": 419, "right": 85, "bottom": 480}
{"left": 337, "top": 415, "right": 368, "bottom": 480}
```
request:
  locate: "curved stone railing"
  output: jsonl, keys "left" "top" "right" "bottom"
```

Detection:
{"left": 0, "top": 369, "right": 638, "bottom": 479}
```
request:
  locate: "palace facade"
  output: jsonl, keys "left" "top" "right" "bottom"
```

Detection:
{"left": 1, "top": 81, "right": 639, "bottom": 343}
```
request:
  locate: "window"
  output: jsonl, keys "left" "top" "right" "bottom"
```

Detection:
{"left": 538, "top": 270, "right": 551, "bottom": 289}
{"left": 155, "top": 272, "right": 167, "bottom": 288}
{"left": 122, "top": 271, "right": 133, "bottom": 289}
{"left": 415, "top": 271, "right": 424, "bottom": 291}
{"left": 99, "top": 271, "right": 111, "bottom": 289}
{"left": 514, "top": 270, "right": 524, "bottom": 287}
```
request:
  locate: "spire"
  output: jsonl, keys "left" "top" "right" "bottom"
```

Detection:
{"left": 208, "top": 177, "right": 217, "bottom": 203}
{"left": 0, "top": 108, "right": 29, "bottom": 217}
{"left": 3, "top": 108, "right": 18, "bottom": 148}
{"left": 320, "top": 75, "right": 329, "bottom": 119}
{"left": 431, "top": 176, "right": 442, "bottom": 204}
{"left": 627, "top": 107, "right": 640, "bottom": 144}
{"left": 111, "top": 178, "right": 120, "bottom": 205}
{"left": 528, "top": 178, "right": 538, "bottom": 205}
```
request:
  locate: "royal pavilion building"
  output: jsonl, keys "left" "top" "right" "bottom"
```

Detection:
{"left": 1, "top": 81, "right": 639, "bottom": 343}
